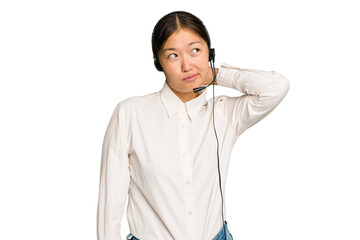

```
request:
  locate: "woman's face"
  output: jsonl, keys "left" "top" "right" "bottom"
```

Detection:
{"left": 158, "top": 28, "right": 211, "bottom": 103}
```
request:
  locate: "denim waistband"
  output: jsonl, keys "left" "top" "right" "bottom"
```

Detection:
{"left": 126, "top": 221, "right": 233, "bottom": 240}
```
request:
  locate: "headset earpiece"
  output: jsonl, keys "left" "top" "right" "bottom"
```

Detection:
{"left": 153, "top": 58, "right": 163, "bottom": 71}
{"left": 209, "top": 48, "right": 215, "bottom": 62}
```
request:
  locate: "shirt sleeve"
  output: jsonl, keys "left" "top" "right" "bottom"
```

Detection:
{"left": 97, "top": 103, "right": 130, "bottom": 240}
{"left": 215, "top": 63, "right": 290, "bottom": 137}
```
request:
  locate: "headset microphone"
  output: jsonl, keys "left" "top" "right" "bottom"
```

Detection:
{"left": 193, "top": 48, "right": 216, "bottom": 93}
{"left": 192, "top": 75, "right": 216, "bottom": 93}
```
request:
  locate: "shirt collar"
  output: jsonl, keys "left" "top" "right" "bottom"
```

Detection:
{"left": 160, "top": 81, "right": 207, "bottom": 121}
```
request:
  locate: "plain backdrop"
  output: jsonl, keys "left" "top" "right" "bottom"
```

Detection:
{"left": 1, "top": 0, "right": 359, "bottom": 239}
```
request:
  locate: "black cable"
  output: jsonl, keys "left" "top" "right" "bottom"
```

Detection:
{"left": 210, "top": 59, "right": 227, "bottom": 240}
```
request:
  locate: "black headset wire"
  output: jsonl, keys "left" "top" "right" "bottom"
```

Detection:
{"left": 209, "top": 59, "right": 227, "bottom": 240}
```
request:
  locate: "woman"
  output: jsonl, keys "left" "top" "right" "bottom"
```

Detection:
{"left": 97, "top": 11, "right": 289, "bottom": 240}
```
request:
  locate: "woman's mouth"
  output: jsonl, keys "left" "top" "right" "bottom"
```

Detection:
{"left": 183, "top": 74, "right": 198, "bottom": 82}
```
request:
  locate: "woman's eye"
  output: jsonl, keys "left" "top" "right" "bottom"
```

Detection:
{"left": 192, "top": 48, "right": 200, "bottom": 53}
{"left": 168, "top": 53, "right": 177, "bottom": 59}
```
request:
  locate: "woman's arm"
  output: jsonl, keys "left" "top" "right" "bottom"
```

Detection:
{"left": 97, "top": 103, "right": 130, "bottom": 240}
{"left": 214, "top": 63, "right": 290, "bottom": 136}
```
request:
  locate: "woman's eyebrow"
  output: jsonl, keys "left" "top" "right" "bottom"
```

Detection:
{"left": 163, "top": 41, "right": 204, "bottom": 53}
{"left": 163, "top": 47, "right": 176, "bottom": 53}
{"left": 189, "top": 41, "right": 203, "bottom": 46}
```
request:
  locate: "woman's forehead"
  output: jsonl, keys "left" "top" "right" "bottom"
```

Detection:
{"left": 163, "top": 28, "right": 207, "bottom": 49}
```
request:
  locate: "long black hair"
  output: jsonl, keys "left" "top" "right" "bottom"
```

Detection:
{"left": 151, "top": 11, "right": 212, "bottom": 71}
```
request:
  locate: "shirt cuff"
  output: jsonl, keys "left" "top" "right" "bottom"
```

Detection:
{"left": 216, "top": 63, "right": 242, "bottom": 89}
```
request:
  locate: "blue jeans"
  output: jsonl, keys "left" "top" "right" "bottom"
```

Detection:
{"left": 126, "top": 221, "right": 233, "bottom": 240}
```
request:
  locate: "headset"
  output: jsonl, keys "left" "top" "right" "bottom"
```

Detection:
{"left": 153, "top": 26, "right": 227, "bottom": 239}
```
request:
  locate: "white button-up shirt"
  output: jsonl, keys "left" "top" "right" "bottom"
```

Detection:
{"left": 97, "top": 63, "right": 290, "bottom": 240}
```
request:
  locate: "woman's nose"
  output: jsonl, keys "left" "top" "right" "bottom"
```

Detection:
{"left": 181, "top": 56, "right": 192, "bottom": 72}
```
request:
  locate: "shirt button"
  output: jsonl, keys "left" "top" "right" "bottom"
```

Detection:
{"left": 186, "top": 180, "right": 191, "bottom": 185}
{"left": 182, "top": 153, "right": 187, "bottom": 157}
{"left": 180, "top": 123, "right": 185, "bottom": 128}
{"left": 187, "top": 211, "right": 192, "bottom": 215}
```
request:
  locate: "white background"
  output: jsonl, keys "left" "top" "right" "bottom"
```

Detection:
{"left": 1, "top": 0, "right": 359, "bottom": 239}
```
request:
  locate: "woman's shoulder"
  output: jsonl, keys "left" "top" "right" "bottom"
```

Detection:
{"left": 115, "top": 90, "right": 162, "bottom": 112}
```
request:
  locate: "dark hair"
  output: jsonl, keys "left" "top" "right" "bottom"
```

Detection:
{"left": 151, "top": 11, "right": 212, "bottom": 71}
